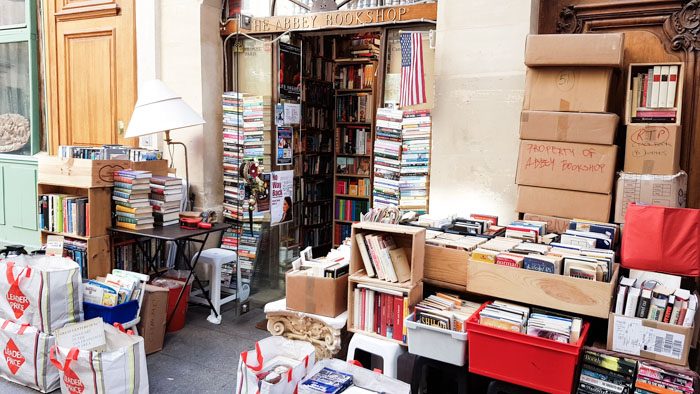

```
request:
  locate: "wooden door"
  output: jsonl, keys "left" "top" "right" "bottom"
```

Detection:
{"left": 44, "top": 0, "right": 137, "bottom": 153}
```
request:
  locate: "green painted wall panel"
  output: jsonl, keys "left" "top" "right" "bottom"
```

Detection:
{"left": 0, "top": 159, "right": 38, "bottom": 247}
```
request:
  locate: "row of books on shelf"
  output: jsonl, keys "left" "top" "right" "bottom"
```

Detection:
{"left": 57, "top": 145, "right": 162, "bottom": 161}
{"left": 478, "top": 300, "right": 584, "bottom": 344}
{"left": 302, "top": 225, "right": 332, "bottom": 249}
{"left": 113, "top": 238, "right": 165, "bottom": 272}
{"left": 335, "top": 33, "right": 380, "bottom": 61}
{"left": 64, "top": 239, "right": 88, "bottom": 279}
{"left": 304, "top": 155, "right": 333, "bottom": 176}
{"left": 629, "top": 65, "right": 680, "bottom": 123}
{"left": 302, "top": 104, "right": 332, "bottom": 130}
{"left": 336, "top": 93, "right": 372, "bottom": 123}
{"left": 615, "top": 275, "right": 697, "bottom": 327}
{"left": 336, "top": 156, "right": 371, "bottom": 176}
{"left": 304, "top": 59, "right": 334, "bottom": 84}
{"left": 335, "top": 199, "right": 368, "bottom": 222}
{"left": 336, "top": 126, "right": 371, "bottom": 155}
{"left": 355, "top": 233, "right": 411, "bottom": 283}
{"left": 577, "top": 349, "right": 695, "bottom": 394}
{"left": 302, "top": 132, "right": 333, "bottom": 154}
{"left": 352, "top": 283, "right": 409, "bottom": 342}
{"left": 39, "top": 194, "right": 90, "bottom": 236}
{"left": 335, "top": 63, "right": 375, "bottom": 90}
{"left": 301, "top": 204, "right": 332, "bottom": 226}
{"left": 334, "top": 223, "right": 352, "bottom": 245}
{"left": 297, "top": 178, "right": 332, "bottom": 202}
{"left": 335, "top": 178, "right": 370, "bottom": 197}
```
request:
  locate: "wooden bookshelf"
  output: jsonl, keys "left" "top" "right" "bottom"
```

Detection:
{"left": 37, "top": 182, "right": 113, "bottom": 279}
{"left": 625, "top": 62, "right": 684, "bottom": 125}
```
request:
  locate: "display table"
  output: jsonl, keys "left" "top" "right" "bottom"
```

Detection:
{"left": 264, "top": 298, "right": 347, "bottom": 359}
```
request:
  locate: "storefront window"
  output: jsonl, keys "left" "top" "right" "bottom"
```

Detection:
{"left": 0, "top": 0, "right": 26, "bottom": 28}
{"left": 0, "top": 41, "right": 31, "bottom": 155}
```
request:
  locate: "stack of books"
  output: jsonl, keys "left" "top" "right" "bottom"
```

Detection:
{"left": 352, "top": 283, "right": 409, "bottom": 342}
{"left": 478, "top": 300, "right": 583, "bottom": 344}
{"left": 349, "top": 33, "right": 380, "bottom": 60}
{"left": 222, "top": 92, "right": 245, "bottom": 221}
{"left": 635, "top": 360, "right": 695, "bottom": 394}
{"left": 150, "top": 176, "right": 182, "bottom": 226}
{"left": 243, "top": 95, "right": 272, "bottom": 168}
{"left": 38, "top": 194, "right": 89, "bottom": 236}
{"left": 373, "top": 108, "right": 403, "bottom": 208}
{"left": 112, "top": 170, "right": 154, "bottom": 230}
{"left": 354, "top": 233, "right": 411, "bottom": 283}
{"left": 334, "top": 63, "right": 376, "bottom": 89}
{"left": 629, "top": 65, "right": 679, "bottom": 123}
{"left": 577, "top": 349, "right": 636, "bottom": 394}
{"left": 414, "top": 293, "right": 480, "bottom": 332}
{"left": 399, "top": 110, "right": 431, "bottom": 214}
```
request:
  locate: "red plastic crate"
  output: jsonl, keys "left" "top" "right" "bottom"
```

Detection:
{"left": 466, "top": 302, "right": 589, "bottom": 394}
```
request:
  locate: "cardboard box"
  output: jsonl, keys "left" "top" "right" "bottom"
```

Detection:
{"left": 524, "top": 33, "right": 625, "bottom": 68}
{"left": 516, "top": 140, "right": 617, "bottom": 193}
{"left": 614, "top": 171, "right": 687, "bottom": 223}
{"left": 523, "top": 67, "right": 613, "bottom": 112}
{"left": 286, "top": 270, "right": 348, "bottom": 318}
{"left": 607, "top": 312, "right": 692, "bottom": 366}
{"left": 522, "top": 213, "right": 572, "bottom": 234}
{"left": 519, "top": 111, "right": 619, "bottom": 145}
{"left": 624, "top": 124, "right": 681, "bottom": 175}
{"left": 517, "top": 186, "right": 612, "bottom": 223}
{"left": 137, "top": 284, "right": 168, "bottom": 355}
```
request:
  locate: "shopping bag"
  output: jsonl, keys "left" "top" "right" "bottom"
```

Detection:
{"left": 0, "top": 318, "right": 60, "bottom": 393}
{"left": 49, "top": 323, "right": 149, "bottom": 394}
{"left": 236, "top": 336, "right": 316, "bottom": 394}
{"left": 0, "top": 255, "right": 83, "bottom": 333}
{"left": 621, "top": 203, "right": 700, "bottom": 276}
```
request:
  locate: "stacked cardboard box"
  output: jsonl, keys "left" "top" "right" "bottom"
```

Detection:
{"left": 615, "top": 62, "right": 686, "bottom": 223}
{"left": 515, "top": 33, "right": 624, "bottom": 224}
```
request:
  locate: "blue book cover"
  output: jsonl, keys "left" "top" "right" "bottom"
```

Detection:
{"left": 523, "top": 256, "right": 556, "bottom": 274}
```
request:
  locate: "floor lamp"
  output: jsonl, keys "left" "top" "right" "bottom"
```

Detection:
{"left": 125, "top": 80, "right": 205, "bottom": 211}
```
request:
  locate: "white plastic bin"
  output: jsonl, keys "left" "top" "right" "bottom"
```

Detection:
{"left": 404, "top": 313, "right": 468, "bottom": 366}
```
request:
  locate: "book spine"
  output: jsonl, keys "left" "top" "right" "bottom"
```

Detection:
{"left": 651, "top": 66, "right": 662, "bottom": 107}
{"left": 393, "top": 295, "right": 403, "bottom": 342}
{"left": 658, "top": 65, "right": 670, "bottom": 107}
{"left": 381, "top": 293, "right": 388, "bottom": 338}
{"left": 645, "top": 69, "right": 654, "bottom": 109}
{"left": 662, "top": 295, "right": 675, "bottom": 323}
{"left": 360, "top": 288, "right": 366, "bottom": 331}
{"left": 667, "top": 65, "right": 679, "bottom": 108}
{"left": 641, "top": 73, "right": 648, "bottom": 107}
{"left": 637, "top": 294, "right": 652, "bottom": 319}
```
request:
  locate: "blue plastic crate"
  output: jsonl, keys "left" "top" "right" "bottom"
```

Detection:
{"left": 83, "top": 300, "right": 139, "bottom": 324}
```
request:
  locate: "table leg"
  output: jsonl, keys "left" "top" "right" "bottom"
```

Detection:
{"left": 166, "top": 233, "right": 220, "bottom": 330}
{"left": 134, "top": 237, "right": 163, "bottom": 275}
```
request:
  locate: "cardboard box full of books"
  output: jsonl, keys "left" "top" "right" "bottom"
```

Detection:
{"left": 519, "top": 111, "right": 618, "bottom": 145}
{"left": 522, "top": 67, "right": 614, "bottom": 112}
{"left": 286, "top": 270, "right": 348, "bottom": 318}
{"left": 607, "top": 312, "right": 693, "bottom": 366}
{"left": 516, "top": 140, "right": 617, "bottom": 194}
{"left": 624, "top": 124, "right": 681, "bottom": 175}
{"left": 524, "top": 33, "right": 624, "bottom": 68}
{"left": 613, "top": 171, "right": 687, "bottom": 223}
{"left": 517, "top": 186, "right": 612, "bottom": 223}
{"left": 522, "top": 213, "right": 571, "bottom": 234}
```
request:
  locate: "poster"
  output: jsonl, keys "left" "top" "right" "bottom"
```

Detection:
{"left": 256, "top": 173, "right": 271, "bottom": 212}
{"left": 275, "top": 104, "right": 284, "bottom": 126}
{"left": 283, "top": 103, "right": 301, "bottom": 125}
{"left": 279, "top": 43, "right": 301, "bottom": 100}
{"left": 271, "top": 170, "right": 294, "bottom": 224}
{"left": 276, "top": 126, "right": 293, "bottom": 166}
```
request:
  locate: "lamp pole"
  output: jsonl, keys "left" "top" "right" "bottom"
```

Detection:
{"left": 164, "top": 130, "right": 193, "bottom": 211}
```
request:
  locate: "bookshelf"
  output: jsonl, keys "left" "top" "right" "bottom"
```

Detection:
{"left": 332, "top": 32, "right": 381, "bottom": 246}
{"left": 625, "top": 62, "right": 684, "bottom": 125}
{"left": 37, "top": 182, "right": 112, "bottom": 279}
{"left": 299, "top": 36, "right": 336, "bottom": 255}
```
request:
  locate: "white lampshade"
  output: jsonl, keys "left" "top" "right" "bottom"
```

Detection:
{"left": 125, "top": 79, "right": 205, "bottom": 138}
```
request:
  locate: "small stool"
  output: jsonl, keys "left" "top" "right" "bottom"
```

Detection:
{"left": 410, "top": 356, "right": 468, "bottom": 394}
{"left": 346, "top": 333, "right": 406, "bottom": 378}
{"left": 189, "top": 248, "right": 243, "bottom": 324}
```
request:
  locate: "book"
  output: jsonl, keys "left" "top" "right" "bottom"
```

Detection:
{"left": 658, "top": 65, "right": 670, "bottom": 108}
{"left": 388, "top": 247, "right": 411, "bottom": 283}
{"left": 624, "top": 287, "right": 641, "bottom": 317}
{"left": 651, "top": 65, "right": 662, "bottom": 107}
{"left": 355, "top": 233, "right": 376, "bottom": 278}
{"left": 667, "top": 65, "right": 679, "bottom": 107}
{"left": 636, "top": 288, "right": 653, "bottom": 319}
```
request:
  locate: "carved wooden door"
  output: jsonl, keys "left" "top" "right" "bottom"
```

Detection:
{"left": 539, "top": 0, "right": 700, "bottom": 208}
{"left": 44, "top": 0, "right": 137, "bottom": 153}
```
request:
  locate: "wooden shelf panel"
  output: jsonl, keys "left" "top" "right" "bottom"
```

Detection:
{"left": 40, "top": 230, "right": 89, "bottom": 241}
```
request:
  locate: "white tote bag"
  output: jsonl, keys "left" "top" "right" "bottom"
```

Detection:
{"left": 0, "top": 318, "right": 60, "bottom": 393}
{"left": 236, "top": 336, "right": 316, "bottom": 394}
{"left": 50, "top": 323, "right": 149, "bottom": 394}
{"left": 0, "top": 255, "right": 83, "bottom": 333}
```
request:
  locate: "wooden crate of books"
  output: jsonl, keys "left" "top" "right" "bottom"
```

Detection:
{"left": 347, "top": 279, "right": 423, "bottom": 345}
{"left": 466, "top": 261, "right": 620, "bottom": 319}
{"left": 40, "top": 232, "right": 111, "bottom": 279}
{"left": 625, "top": 62, "right": 684, "bottom": 125}
{"left": 131, "top": 160, "right": 169, "bottom": 177}
{"left": 424, "top": 245, "right": 469, "bottom": 290}
{"left": 38, "top": 156, "right": 132, "bottom": 188}
{"left": 37, "top": 184, "right": 112, "bottom": 238}
{"left": 349, "top": 222, "right": 425, "bottom": 289}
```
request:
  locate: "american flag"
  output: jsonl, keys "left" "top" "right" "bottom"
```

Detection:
{"left": 400, "top": 32, "right": 426, "bottom": 107}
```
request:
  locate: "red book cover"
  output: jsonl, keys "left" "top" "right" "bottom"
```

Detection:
{"left": 360, "top": 288, "right": 366, "bottom": 331}
{"left": 393, "top": 296, "right": 404, "bottom": 341}
{"left": 641, "top": 74, "right": 648, "bottom": 107}
{"left": 381, "top": 293, "right": 388, "bottom": 338}
{"left": 151, "top": 188, "right": 167, "bottom": 195}
{"left": 387, "top": 295, "right": 394, "bottom": 339}
{"left": 374, "top": 291, "right": 380, "bottom": 334}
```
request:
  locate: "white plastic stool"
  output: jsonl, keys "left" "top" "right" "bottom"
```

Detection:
{"left": 189, "top": 248, "right": 244, "bottom": 324}
{"left": 346, "top": 333, "right": 406, "bottom": 378}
